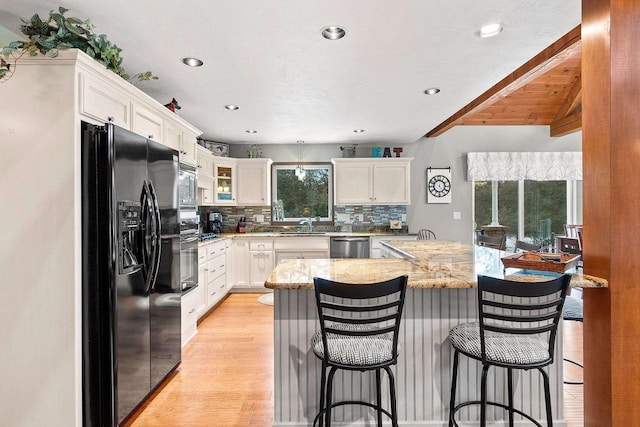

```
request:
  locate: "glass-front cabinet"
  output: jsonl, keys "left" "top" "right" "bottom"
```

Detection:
{"left": 214, "top": 159, "right": 236, "bottom": 205}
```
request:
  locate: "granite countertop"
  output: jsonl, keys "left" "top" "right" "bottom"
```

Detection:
{"left": 219, "top": 231, "right": 414, "bottom": 238}
{"left": 265, "top": 239, "right": 608, "bottom": 290}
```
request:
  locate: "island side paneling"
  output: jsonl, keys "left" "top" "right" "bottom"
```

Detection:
{"left": 273, "top": 288, "right": 566, "bottom": 427}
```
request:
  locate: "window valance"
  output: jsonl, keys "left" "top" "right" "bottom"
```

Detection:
{"left": 467, "top": 152, "right": 582, "bottom": 181}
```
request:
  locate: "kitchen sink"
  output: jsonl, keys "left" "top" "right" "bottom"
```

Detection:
{"left": 279, "top": 231, "right": 326, "bottom": 235}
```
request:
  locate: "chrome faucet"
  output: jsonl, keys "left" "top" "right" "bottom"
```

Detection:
{"left": 299, "top": 218, "right": 313, "bottom": 232}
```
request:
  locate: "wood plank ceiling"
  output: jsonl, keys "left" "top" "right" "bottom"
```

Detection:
{"left": 425, "top": 25, "right": 582, "bottom": 138}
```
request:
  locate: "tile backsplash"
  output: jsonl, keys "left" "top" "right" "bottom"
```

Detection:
{"left": 333, "top": 205, "right": 406, "bottom": 226}
{"left": 198, "top": 204, "right": 407, "bottom": 233}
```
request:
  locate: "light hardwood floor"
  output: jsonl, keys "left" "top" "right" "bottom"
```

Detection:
{"left": 127, "top": 293, "right": 584, "bottom": 427}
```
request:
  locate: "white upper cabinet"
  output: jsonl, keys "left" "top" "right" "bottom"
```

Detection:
{"left": 332, "top": 161, "right": 373, "bottom": 204}
{"left": 196, "top": 145, "right": 215, "bottom": 178}
{"left": 236, "top": 158, "right": 273, "bottom": 206}
{"left": 332, "top": 158, "right": 412, "bottom": 205}
{"left": 372, "top": 161, "right": 411, "bottom": 204}
{"left": 207, "top": 158, "right": 273, "bottom": 207}
{"left": 132, "top": 102, "right": 164, "bottom": 143}
{"left": 213, "top": 157, "right": 237, "bottom": 205}
{"left": 78, "top": 71, "right": 130, "bottom": 129}
{"left": 165, "top": 120, "right": 198, "bottom": 167}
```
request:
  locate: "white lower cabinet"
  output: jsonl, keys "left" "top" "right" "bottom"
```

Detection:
{"left": 205, "top": 252, "right": 226, "bottom": 309}
{"left": 274, "top": 237, "right": 330, "bottom": 263}
{"left": 232, "top": 239, "right": 250, "bottom": 288}
{"left": 250, "top": 239, "right": 274, "bottom": 288}
{"left": 181, "top": 288, "right": 199, "bottom": 346}
{"left": 224, "top": 239, "right": 233, "bottom": 290}
{"left": 191, "top": 239, "right": 229, "bottom": 332}
{"left": 232, "top": 238, "right": 276, "bottom": 290}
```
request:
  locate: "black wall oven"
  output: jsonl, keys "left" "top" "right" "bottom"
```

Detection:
{"left": 179, "top": 163, "right": 199, "bottom": 294}
{"left": 179, "top": 209, "right": 198, "bottom": 293}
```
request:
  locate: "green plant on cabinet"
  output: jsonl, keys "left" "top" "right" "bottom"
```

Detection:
{"left": 1, "top": 6, "right": 156, "bottom": 82}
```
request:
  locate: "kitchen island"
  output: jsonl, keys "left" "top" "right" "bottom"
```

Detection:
{"left": 265, "top": 240, "right": 606, "bottom": 427}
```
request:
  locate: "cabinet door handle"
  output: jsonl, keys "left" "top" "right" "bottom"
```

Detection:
{"left": 107, "top": 116, "right": 114, "bottom": 122}
{"left": 148, "top": 134, "right": 154, "bottom": 139}
{"left": 204, "top": 268, "right": 209, "bottom": 271}
{"left": 188, "top": 308, "right": 196, "bottom": 314}
{"left": 211, "top": 291, "right": 217, "bottom": 296}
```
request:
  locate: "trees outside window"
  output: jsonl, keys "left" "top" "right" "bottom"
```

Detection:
{"left": 272, "top": 163, "right": 332, "bottom": 223}
{"left": 475, "top": 180, "right": 576, "bottom": 251}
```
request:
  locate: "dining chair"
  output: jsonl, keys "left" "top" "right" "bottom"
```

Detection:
{"left": 417, "top": 229, "right": 436, "bottom": 240}
{"left": 563, "top": 224, "right": 583, "bottom": 238}
{"left": 514, "top": 240, "right": 541, "bottom": 252}
{"left": 477, "top": 234, "right": 505, "bottom": 250}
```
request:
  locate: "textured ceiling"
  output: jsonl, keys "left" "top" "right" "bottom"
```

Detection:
{"left": 0, "top": 1, "right": 581, "bottom": 144}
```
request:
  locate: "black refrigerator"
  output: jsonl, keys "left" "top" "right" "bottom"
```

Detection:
{"left": 81, "top": 121, "right": 182, "bottom": 426}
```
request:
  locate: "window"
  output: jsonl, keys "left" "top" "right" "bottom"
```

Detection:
{"left": 474, "top": 179, "right": 579, "bottom": 251}
{"left": 271, "top": 163, "right": 333, "bottom": 223}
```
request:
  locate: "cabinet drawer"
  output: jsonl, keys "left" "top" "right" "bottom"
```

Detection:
{"left": 274, "top": 236, "right": 329, "bottom": 250}
{"left": 206, "top": 274, "right": 226, "bottom": 307}
{"left": 207, "top": 241, "right": 226, "bottom": 259}
{"left": 132, "top": 102, "right": 164, "bottom": 143}
{"left": 181, "top": 288, "right": 199, "bottom": 346}
{"left": 198, "top": 246, "right": 207, "bottom": 262}
{"left": 206, "top": 253, "right": 225, "bottom": 281}
{"left": 79, "top": 72, "right": 131, "bottom": 129}
{"left": 250, "top": 239, "right": 273, "bottom": 251}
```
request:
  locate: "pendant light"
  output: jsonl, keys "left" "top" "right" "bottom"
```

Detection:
{"left": 295, "top": 140, "right": 306, "bottom": 181}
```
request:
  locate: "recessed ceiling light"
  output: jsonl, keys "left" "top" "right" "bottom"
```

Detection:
{"left": 321, "top": 26, "right": 346, "bottom": 40}
{"left": 182, "top": 57, "right": 203, "bottom": 67}
{"left": 246, "top": 130, "right": 257, "bottom": 134}
{"left": 353, "top": 129, "right": 365, "bottom": 133}
{"left": 475, "top": 23, "right": 504, "bottom": 38}
{"left": 224, "top": 105, "right": 239, "bottom": 110}
{"left": 424, "top": 88, "right": 441, "bottom": 95}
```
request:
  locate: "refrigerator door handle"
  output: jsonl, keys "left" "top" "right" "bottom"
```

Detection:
{"left": 141, "top": 180, "right": 160, "bottom": 293}
{"left": 147, "top": 180, "right": 163, "bottom": 292}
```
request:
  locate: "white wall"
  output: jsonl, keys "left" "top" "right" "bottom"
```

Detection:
{"left": 230, "top": 125, "right": 582, "bottom": 243}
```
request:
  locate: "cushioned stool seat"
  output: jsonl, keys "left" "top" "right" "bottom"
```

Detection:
{"left": 449, "top": 322, "right": 550, "bottom": 365}
{"left": 311, "top": 325, "right": 393, "bottom": 366}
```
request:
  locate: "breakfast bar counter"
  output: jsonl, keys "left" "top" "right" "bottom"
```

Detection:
{"left": 265, "top": 240, "right": 606, "bottom": 427}
{"left": 265, "top": 239, "right": 607, "bottom": 290}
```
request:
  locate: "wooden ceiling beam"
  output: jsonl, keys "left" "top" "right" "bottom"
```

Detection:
{"left": 553, "top": 74, "right": 582, "bottom": 121}
{"left": 425, "top": 25, "right": 582, "bottom": 138}
{"left": 550, "top": 111, "right": 582, "bottom": 137}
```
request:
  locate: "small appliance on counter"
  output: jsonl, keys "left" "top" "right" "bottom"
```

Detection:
{"left": 236, "top": 216, "right": 247, "bottom": 233}
{"left": 199, "top": 233, "right": 219, "bottom": 242}
{"left": 208, "top": 212, "right": 223, "bottom": 234}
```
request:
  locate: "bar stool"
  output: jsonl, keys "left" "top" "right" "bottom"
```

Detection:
{"left": 448, "top": 274, "right": 571, "bottom": 427}
{"left": 311, "top": 275, "right": 408, "bottom": 427}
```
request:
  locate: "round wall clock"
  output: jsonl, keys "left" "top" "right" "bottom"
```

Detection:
{"left": 428, "top": 174, "right": 451, "bottom": 198}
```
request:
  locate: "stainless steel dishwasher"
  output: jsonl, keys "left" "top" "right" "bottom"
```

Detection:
{"left": 330, "top": 236, "right": 370, "bottom": 258}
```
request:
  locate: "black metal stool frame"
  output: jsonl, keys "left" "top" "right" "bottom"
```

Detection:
{"left": 312, "top": 275, "right": 408, "bottom": 427}
{"left": 449, "top": 274, "right": 571, "bottom": 427}
{"left": 562, "top": 295, "right": 584, "bottom": 385}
